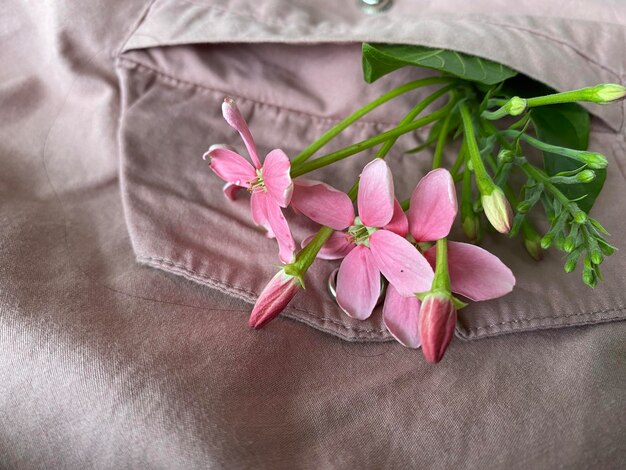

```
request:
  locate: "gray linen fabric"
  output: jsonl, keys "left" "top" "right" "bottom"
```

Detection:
{"left": 1, "top": 0, "right": 626, "bottom": 468}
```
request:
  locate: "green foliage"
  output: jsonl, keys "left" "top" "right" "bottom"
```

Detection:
{"left": 362, "top": 43, "right": 517, "bottom": 85}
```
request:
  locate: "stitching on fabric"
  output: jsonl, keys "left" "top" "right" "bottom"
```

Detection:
{"left": 138, "top": 255, "right": 389, "bottom": 336}
{"left": 468, "top": 306, "right": 626, "bottom": 332}
{"left": 116, "top": 57, "right": 400, "bottom": 128}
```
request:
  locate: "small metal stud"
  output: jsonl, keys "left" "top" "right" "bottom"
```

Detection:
{"left": 327, "top": 268, "right": 387, "bottom": 307}
{"left": 358, "top": 0, "right": 393, "bottom": 14}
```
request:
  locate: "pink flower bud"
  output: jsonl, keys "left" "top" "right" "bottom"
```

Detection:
{"left": 248, "top": 270, "right": 301, "bottom": 329}
{"left": 419, "top": 293, "right": 457, "bottom": 363}
{"left": 481, "top": 187, "right": 513, "bottom": 234}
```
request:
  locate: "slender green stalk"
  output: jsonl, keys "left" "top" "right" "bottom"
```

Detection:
{"left": 432, "top": 110, "right": 454, "bottom": 168}
{"left": 375, "top": 84, "right": 456, "bottom": 160}
{"left": 459, "top": 103, "right": 493, "bottom": 191}
{"left": 450, "top": 140, "right": 466, "bottom": 181}
{"left": 431, "top": 238, "right": 451, "bottom": 292}
{"left": 290, "top": 76, "right": 455, "bottom": 167}
{"left": 290, "top": 226, "right": 335, "bottom": 275}
{"left": 291, "top": 100, "right": 455, "bottom": 178}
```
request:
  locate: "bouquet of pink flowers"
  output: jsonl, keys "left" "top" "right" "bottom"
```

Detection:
{"left": 204, "top": 43, "right": 623, "bottom": 363}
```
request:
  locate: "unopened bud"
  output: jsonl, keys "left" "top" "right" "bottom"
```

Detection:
{"left": 576, "top": 169, "right": 596, "bottom": 183}
{"left": 540, "top": 233, "right": 553, "bottom": 249}
{"left": 249, "top": 269, "right": 302, "bottom": 329}
{"left": 572, "top": 209, "right": 587, "bottom": 225}
{"left": 590, "top": 84, "right": 626, "bottom": 104}
{"left": 505, "top": 96, "right": 528, "bottom": 116}
{"left": 579, "top": 152, "right": 608, "bottom": 170}
{"left": 563, "top": 236, "right": 577, "bottom": 253}
{"left": 497, "top": 149, "right": 514, "bottom": 163}
{"left": 481, "top": 187, "right": 513, "bottom": 234}
{"left": 523, "top": 228, "right": 543, "bottom": 261}
{"left": 462, "top": 213, "right": 480, "bottom": 243}
{"left": 419, "top": 293, "right": 457, "bottom": 364}
{"left": 591, "top": 249, "right": 604, "bottom": 265}
{"left": 582, "top": 265, "right": 597, "bottom": 288}
{"left": 564, "top": 250, "right": 582, "bottom": 273}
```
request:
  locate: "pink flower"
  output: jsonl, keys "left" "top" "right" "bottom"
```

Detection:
{"left": 249, "top": 269, "right": 301, "bottom": 329}
{"left": 382, "top": 168, "right": 516, "bottom": 356}
{"left": 295, "top": 159, "right": 434, "bottom": 320}
{"left": 387, "top": 239, "right": 517, "bottom": 363}
{"left": 418, "top": 293, "right": 457, "bottom": 363}
{"left": 203, "top": 98, "right": 295, "bottom": 263}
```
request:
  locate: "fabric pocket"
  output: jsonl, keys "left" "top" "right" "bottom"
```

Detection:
{"left": 116, "top": 0, "right": 626, "bottom": 341}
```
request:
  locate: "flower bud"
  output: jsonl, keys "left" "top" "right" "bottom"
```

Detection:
{"left": 481, "top": 187, "right": 513, "bottom": 234}
{"left": 462, "top": 213, "right": 480, "bottom": 243}
{"left": 590, "top": 84, "right": 626, "bottom": 104}
{"left": 576, "top": 169, "right": 596, "bottom": 183}
{"left": 497, "top": 149, "right": 515, "bottom": 163}
{"left": 564, "top": 250, "right": 581, "bottom": 273}
{"left": 563, "top": 236, "right": 577, "bottom": 253}
{"left": 523, "top": 228, "right": 543, "bottom": 261}
{"left": 419, "top": 293, "right": 457, "bottom": 364}
{"left": 505, "top": 96, "right": 527, "bottom": 116}
{"left": 248, "top": 269, "right": 302, "bottom": 329}
{"left": 579, "top": 152, "right": 608, "bottom": 170}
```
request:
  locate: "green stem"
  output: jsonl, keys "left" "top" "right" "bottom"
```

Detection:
{"left": 291, "top": 100, "right": 455, "bottom": 178}
{"left": 459, "top": 103, "right": 494, "bottom": 192}
{"left": 290, "top": 76, "right": 455, "bottom": 167}
{"left": 431, "top": 238, "right": 451, "bottom": 292}
{"left": 376, "top": 84, "right": 456, "bottom": 159}
{"left": 291, "top": 226, "right": 334, "bottom": 274}
{"left": 450, "top": 140, "right": 467, "bottom": 181}
{"left": 432, "top": 109, "right": 454, "bottom": 168}
{"left": 524, "top": 85, "right": 612, "bottom": 107}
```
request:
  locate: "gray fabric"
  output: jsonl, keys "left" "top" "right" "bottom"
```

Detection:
{"left": 1, "top": 0, "right": 626, "bottom": 468}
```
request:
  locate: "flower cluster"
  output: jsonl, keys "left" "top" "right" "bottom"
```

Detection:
{"left": 205, "top": 98, "right": 515, "bottom": 363}
{"left": 201, "top": 55, "right": 621, "bottom": 363}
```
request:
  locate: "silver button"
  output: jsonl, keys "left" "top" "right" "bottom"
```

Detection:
{"left": 327, "top": 268, "right": 387, "bottom": 307}
{"left": 358, "top": 0, "right": 393, "bottom": 14}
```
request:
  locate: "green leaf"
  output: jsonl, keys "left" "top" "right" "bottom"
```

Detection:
{"left": 530, "top": 104, "right": 605, "bottom": 213}
{"left": 362, "top": 43, "right": 517, "bottom": 85}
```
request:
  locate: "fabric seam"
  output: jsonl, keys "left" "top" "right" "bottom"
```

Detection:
{"left": 138, "top": 255, "right": 390, "bottom": 337}
{"left": 116, "top": 57, "right": 403, "bottom": 128}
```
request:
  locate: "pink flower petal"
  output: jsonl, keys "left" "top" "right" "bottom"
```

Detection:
{"left": 252, "top": 191, "right": 295, "bottom": 264}
{"left": 223, "top": 182, "right": 244, "bottom": 201}
{"left": 383, "top": 198, "right": 409, "bottom": 237}
{"left": 204, "top": 145, "right": 256, "bottom": 187}
{"left": 291, "top": 179, "right": 355, "bottom": 230}
{"left": 409, "top": 168, "right": 458, "bottom": 242}
{"left": 250, "top": 191, "right": 275, "bottom": 239}
{"left": 383, "top": 284, "right": 421, "bottom": 349}
{"left": 424, "top": 241, "right": 515, "bottom": 301}
{"left": 222, "top": 98, "right": 261, "bottom": 168}
{"left": 336, "top": 245, "right": 380, "bottom": 320}
{"left": 301, "top": 231, "right": 355, "bottom": 260}
{"left": 368, "top": 229, "right": 434, "bottom": 296}
{"left": 263, "top": 149, "right": 293, "bottom": 207}
{"left": 357, "top": 159, "right": 394, "bottom": 228}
